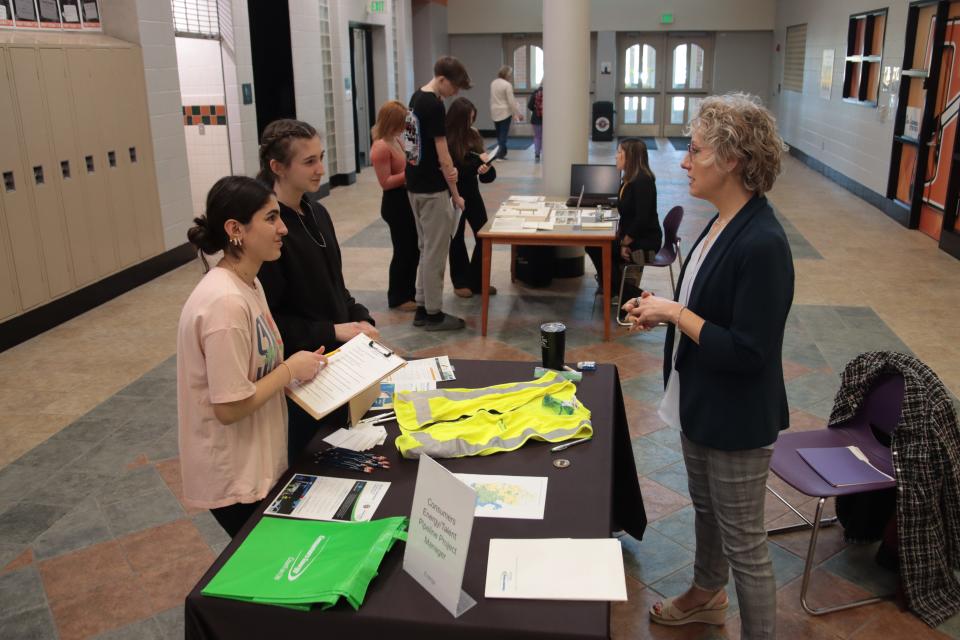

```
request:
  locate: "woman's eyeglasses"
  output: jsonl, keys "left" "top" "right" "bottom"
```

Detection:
{"left": 686, "top": 143, "right": 704, "bottom": 157}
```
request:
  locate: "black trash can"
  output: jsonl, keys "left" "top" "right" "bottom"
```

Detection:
{"left": 592, "top": 101, "right": 614, "bottom": 141}
{"left": 515, "top": 246, "right": 556, "bottom": 288}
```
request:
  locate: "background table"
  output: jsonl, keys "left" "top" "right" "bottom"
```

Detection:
{"left": 185, "top": 360, "right": 646, "bottom": 640}
{"left": 477, "top": 218, "right": 618, "bottom": 340}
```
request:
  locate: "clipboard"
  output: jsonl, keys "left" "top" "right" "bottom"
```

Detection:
{"left": 285, "top": 335, "right": 406, "bottom": 425}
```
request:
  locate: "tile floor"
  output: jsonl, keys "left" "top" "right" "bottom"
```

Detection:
{"left": 1, "top": 138, "right": 959, "bottom": 639}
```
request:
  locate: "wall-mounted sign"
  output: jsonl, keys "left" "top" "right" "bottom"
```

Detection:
{"left": 13, "top": 0, "right": 39, "bottom": 28}
{"left": 660, "top": 13, "right": 674, "bottom": 25}
{"left": 1, "top": 0, "right": 99, "bottom": 30}
{"left": 38, "top": 0, "right": 60, "bottom": 29}
{"left": 820, "top": 49, "right": 835, "bottom": 100}
{"left": 59, "top": 0, "right": 81, "bottom": 28}
{"left": 369, "top": 0, "right": 385, "bottom": 13}
{"left": 0, "top": 0, "right": 13, "bottom": 26}
{"left": 80, "top": 0, "right": 99, "bottom": 29}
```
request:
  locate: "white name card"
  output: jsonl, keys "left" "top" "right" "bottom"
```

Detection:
{"left": 402, "top": 454, "right": 477, "bottom": 617}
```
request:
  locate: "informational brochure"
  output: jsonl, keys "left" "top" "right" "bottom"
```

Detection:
{"left": 491, "top": 217, "right": 536, "bottom": 233}
{"left": 485, "top": 538, "right": 627, "bottom": 601}
{"left": 390, "top": 356, "right": 455, "bottom": 383}
{"left": 265, "top": 473, "right": 389, "bottom": 522}
{"left": 453, "top": 473, "right": 548, "bottom": 519}
{"left": 372, "top": 356, "right": 456, "bottom": 409}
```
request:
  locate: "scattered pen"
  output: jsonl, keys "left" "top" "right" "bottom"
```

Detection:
{"left": 551, "top": 437, "right": 592, "bottom": 453}
{"left": 313, "top": 447, "right": 391, "bottom": 472}
{"left": 358, "top": 411, "right": 395, "bottom": 425}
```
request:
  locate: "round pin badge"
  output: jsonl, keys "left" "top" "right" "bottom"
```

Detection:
{"left": 553, "top": 458, "right": 571, "bottom": 469}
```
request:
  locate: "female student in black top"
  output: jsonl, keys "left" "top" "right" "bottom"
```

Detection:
{"left": 586, "top": 138, "right": 662, "bottom": 306}
{"left": 256, "top": 119, "right": 379, "bottom": 461}
{"left": 445, "top": 98, "right": 497, "bottom": 297}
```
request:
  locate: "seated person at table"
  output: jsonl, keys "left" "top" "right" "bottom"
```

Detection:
{"left": 256, "top": 119, "right": 379, "bottom": 462}
{"left": 586, "top": 138, "right": 662, "bottom": 309}
{"left": 178, "top": 176, "right": 326, "bottom": 537}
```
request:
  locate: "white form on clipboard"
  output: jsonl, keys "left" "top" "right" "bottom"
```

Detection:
{"left": 285, "top": 334, "right": 406, "bottom": 421}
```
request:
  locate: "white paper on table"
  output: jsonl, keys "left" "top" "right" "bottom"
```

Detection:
{"left": 522, "top": 221, "right": 555, "bottom": 231}
{"left": 323, "top": 423, "right": 387, "bottom": 451}
{"left": 452, "top": 474, "right": 548, "bottom": 519}
{"left": 507, "top": 195, "right": 544, "bottom": 203}
{"left": 264, "top": 473, "right": 390, "bottom": 522}
{"left": 485, "top": 538, "right": 627, "bottom": 601}
{"left": 581, "top": 221, "right": 614, "bottom": 229}
{"left": 491, "top": 217, "right": 536, "bottom": 233}
{"left": 384, "top": 356, "right": 455, "bottom": 384}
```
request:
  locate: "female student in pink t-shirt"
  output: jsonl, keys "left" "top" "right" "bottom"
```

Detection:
{"left": 177, "top": 176, "right": 327, "bottom": 536}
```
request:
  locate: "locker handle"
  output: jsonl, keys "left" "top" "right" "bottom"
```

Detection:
{"left": 2, "top": 171, "right": 13, "bottom": 192}
{"left": 108, "top": 150, "right": 117, "bottom": 168}
{"left": 85, "top": 156, "right": 95, "bottom": 173}
{"left": 61, "top": 160, "right": 71, "bottom": 179}
{"left": 129, "top": 146, "right": 137, "bottom": 163}
{"left": 34, "top": 165, "right": 44, "bottom": 185}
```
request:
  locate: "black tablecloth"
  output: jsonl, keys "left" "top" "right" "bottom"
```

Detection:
{"left": 185, "top": 360, "right": 646, "bottom": 640}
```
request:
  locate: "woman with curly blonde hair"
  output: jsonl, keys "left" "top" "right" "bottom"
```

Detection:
{"left": 624, "top": 94, "right": 793, "bottom": 639}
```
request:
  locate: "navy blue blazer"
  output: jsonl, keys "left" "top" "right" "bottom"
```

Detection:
{"left": 662, "top": 194, "right": 795, "bottom": 450}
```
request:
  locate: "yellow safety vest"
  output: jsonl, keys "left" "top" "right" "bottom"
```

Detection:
{"left": 394, "top": 371, "right": 592, "bottom": 459}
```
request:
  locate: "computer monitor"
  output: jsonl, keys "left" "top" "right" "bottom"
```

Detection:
{"left": 569, "top": 164, "right": 621, "bottom": 197}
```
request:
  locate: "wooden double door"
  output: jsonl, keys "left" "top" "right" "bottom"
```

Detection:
{"left": 890, "top": 0, "right": 960, "bottom": 256}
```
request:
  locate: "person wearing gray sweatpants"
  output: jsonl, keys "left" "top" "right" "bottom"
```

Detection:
{"left": 404, "top": 56, "right": 472, "bottom": 331}
{"left": 409, "top": 192, "right": 458, "bottom": 322}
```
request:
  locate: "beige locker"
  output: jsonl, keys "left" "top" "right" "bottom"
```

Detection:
{"left": 116, "top": 47, "right": 163, "bottom": 259}
{"left": 93, "top": 48, "right": 139, "bottom": 268}
{"left": 0, "top": 188, "right": 22, "bottom": 320}
{"left": 66, "top": 47, "right": 118, "bottom": 277}
{"left": 9, "top": 46, "right": 74, "bottom": 298}
{"left": 0, "top": 48, "right": 48, "bottom": 309}
{"left": 39, "top": 47, "right": 98, "bottom": 287}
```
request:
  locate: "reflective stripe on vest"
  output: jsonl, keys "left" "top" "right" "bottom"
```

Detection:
{"left": 394, "top": 371, "right": 593, "bottom": 459}
{"left": 395, "top": 373, "right": 564, "bottom": 427}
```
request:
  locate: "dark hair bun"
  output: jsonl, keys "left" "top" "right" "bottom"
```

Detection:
{"left": 187, "top": 215, "right": 221, "bottom": 255}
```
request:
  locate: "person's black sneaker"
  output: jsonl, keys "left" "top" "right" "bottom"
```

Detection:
{"left": 424, "top": 312, "right": 466, "bottom": 332}
{"left": 413, "top": 306, "right": 428, "bottom": 327}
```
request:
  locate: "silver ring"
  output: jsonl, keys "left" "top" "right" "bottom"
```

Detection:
{"left": 633, "top": 297, "right": 642, "bottom": 306}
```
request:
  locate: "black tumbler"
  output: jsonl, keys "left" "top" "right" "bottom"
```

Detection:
{"left": 540, "top": 322, "right": 566, "bottom": 370}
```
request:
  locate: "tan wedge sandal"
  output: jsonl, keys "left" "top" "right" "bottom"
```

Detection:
{"left": 649, "top": 588, "right": 728, "bottom": 627}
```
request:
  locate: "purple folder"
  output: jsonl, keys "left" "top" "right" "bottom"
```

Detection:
{"left": 797, "top": 447, "right": 894, "bottom": 487}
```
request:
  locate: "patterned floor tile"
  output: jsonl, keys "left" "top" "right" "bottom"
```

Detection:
{"left": 32, "top": 498, "right": 113, "bottom": 561}
{"left": 639, "top": 477, "right": 691, "bottom": 523}
{"left": 621, "top": 528, "right": 695, "bottom": 585}
{"left": 0, "top": 605, "right": 59, "bottom": 640}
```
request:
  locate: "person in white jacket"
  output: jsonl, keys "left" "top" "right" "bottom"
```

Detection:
{"left": 490, "top": 65, "right": 523, "bottom": 160}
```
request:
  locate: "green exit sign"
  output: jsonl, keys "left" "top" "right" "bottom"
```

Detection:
{"left": 660, "top": 13, "right": 674, "bottom": 25}
{"left": 370, "top": 0, "right": 386, "bottom": 12}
